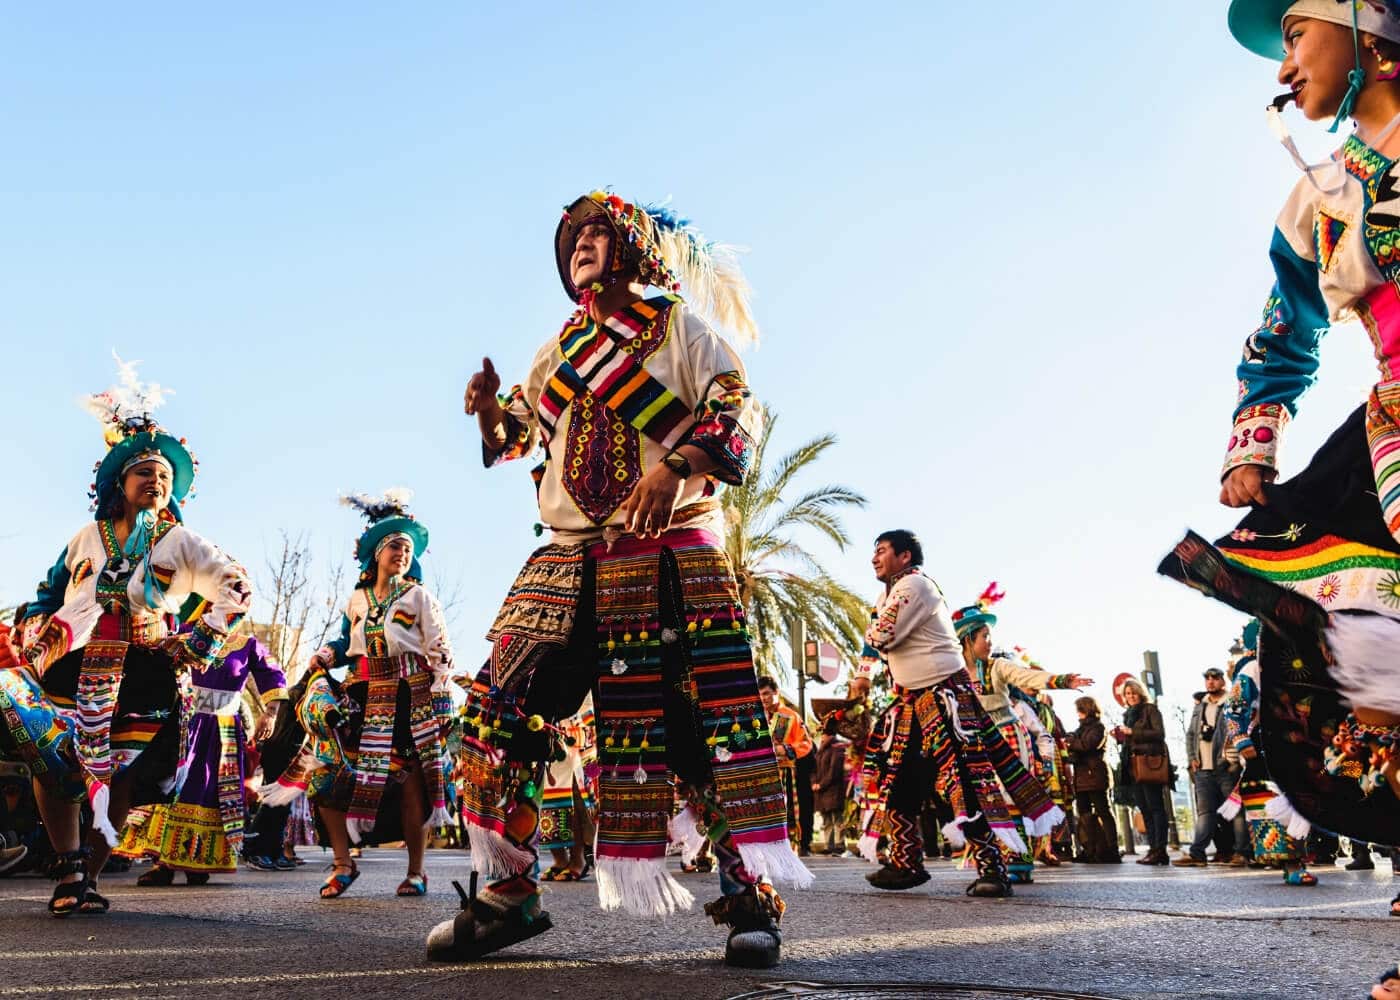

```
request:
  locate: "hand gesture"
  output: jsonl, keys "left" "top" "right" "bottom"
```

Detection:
{"left": 464, "top": 357, "right": 502, "bottom": 416}
{"left": 1065, "top": 674, "right": 1094, "bottom": 690}
{"left": 253, "top": 711, "right": 276, "bottom": 743}
{"left": 1220, "top": 465, "right": 1275, "bottom": 508}
{"left": 619, "top": 463, "right": 684, "bottom": 538}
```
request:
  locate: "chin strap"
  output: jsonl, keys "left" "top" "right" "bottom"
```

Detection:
{"left": 1330, "top": 1, "right": 1365, "bottom": 133}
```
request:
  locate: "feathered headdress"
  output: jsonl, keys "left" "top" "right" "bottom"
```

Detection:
{"left": 340, "top": 487, "right": 415, "bottom": 525}
{"left": 83, "top": 353, "right": 195, "bottom": 517}
{"left": 952, "top": 582, "right": 1006, "bottom": 640}
{"left": 341, "top": 488, "right": 429, "bottom": 582}
{"left": 555, "top": 190, "right": 759, "bottom": 348}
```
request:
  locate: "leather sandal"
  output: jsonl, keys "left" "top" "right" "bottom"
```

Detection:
{"left": 320, "top": 860, "right": 359, "bottom": 899}
{"left": 47, "top": 850, "right": 89, "bottom": 918}
{"left": 397, "top": 872, "right": 428, "bottom": 896}
{"left": 79, "top": 884, "right": 111, "bottom": 914}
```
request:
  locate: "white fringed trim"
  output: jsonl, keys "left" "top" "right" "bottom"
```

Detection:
{"left": 857, "top": 834, "right": 880, "bottom": 863}
{"left": 988, "top": 822, "right": 1029, "bottom": 856}
{"left": 1263, "top": 786, "right": 1312, "bottom": 839}
{"left": 1219, "top": 791, "right": 1242, "bottom": 821}
{"left": 256, "top": 781, "right": 306, "bottom": 808}
{"left": 424, "top": 805, "right": 453, "bottom": 829}
{"left": 345, "top": 816, "right": 372, "bottom": 844}
{"left": 1326, "top": 613, "right": 1400, "bottom": 715}
{"left": 172, "top": 756, "right": 192, "bottom": 798}
{"left": 667, "top": 805, "right": 707, "bottom": 866}
{"left": 90, "top": 783, "right": 118, "bottom": 847}
{"left": 736, "top": 840, "right": 814, "bottom": 889}
{"left": 1021, "top": 804, "right": 1065, "bottom": 839}
{"left": 941, "top": 811, "right": 983, "bottom": 850}
{"left": 466, "top": 822, "right": 535, "bottom": 879}
{"left": 595, "top": 856, "right": 694, "bottom": 917}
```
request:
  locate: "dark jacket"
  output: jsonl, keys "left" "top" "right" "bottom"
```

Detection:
{"left": 1120, "top": 702, "right": 1169, "bottom": 787}
{"left": 1066, "top": 719, "right": 1109, "bottom": 793}
{"left": 1186, "top": 694, "right": 1234, "bottom": 772}
{"left": 813, "top": 739, "right": 847, "bottom": 813}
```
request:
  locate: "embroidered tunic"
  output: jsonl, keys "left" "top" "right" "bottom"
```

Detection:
{"left": 489, "top": 296, "right": 760, "bottom": 539}
{"left": 864, "top": 568, "right": 963, "bottom": 691}
{"left": 24, "top": 519, "right": 252, "bottom": 672}
{"left": 325, "top": 583, "right": 456, "bottom": 693}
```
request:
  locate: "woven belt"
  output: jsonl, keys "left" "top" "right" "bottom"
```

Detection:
{"left": 362, "top": 653, "right": 425, "bottom": 682}
{"left": 191, "top": 685, "right": 242, "bottom": 716}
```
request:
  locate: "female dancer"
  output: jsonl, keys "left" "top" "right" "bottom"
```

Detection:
{"left": 1160, "top": 0, "right": 1400, "bottom": 854}
{"left": 116, "top": 631, "right": 286, "bottom": 883}
{"left": 304, "top": 491, "right": 455, "bottom": 899}
{"left": 0, "top": 361, "right": 251, "bottom": 914}
{"left": 953, "top": 587, "right": 1090, "bottom": 883}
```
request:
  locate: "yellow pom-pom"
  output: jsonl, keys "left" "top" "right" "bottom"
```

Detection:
{"left": 607, "top": 639, "right": 616, "bottom": 651}
{"left": 623, "top": 632, "right": 633, "bottom": 643}
{"left": 752, "top": 718, "right": 762, "bottom": 729}
{"left": 687, "top": 621, "right": 698, "bottom": 633}
{"left": 639, "top": 630, "right": 649, "bottom": 641}
{"left": 702, "top": 618, "right": 713, "bottom": 629}
{"left": 730, "top": 722, "right": 741, "bottom": 733}
{"left": 477, "top": 726, "right": 492, "bottom": 741}
{"left": 622, "top": 737, "right": 632, "bottom": 748}
{"left": 527, "top": 715, "right": 545, "bottom": 732}
{"left": 640, "top": 739, "right": 650, "bottom": 749}
{"left": 706, "top": 735, "right": 718, "bottom": 746}
{"left": 605, "top": 736, "right": 616, "bottom": 747}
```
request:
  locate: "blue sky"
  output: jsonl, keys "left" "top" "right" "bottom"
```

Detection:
{"left": 0, "top": 4, "right": 1384, "bottom": 724}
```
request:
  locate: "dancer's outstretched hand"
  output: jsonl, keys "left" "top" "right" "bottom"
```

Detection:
{"left": 464, "top": 357, "right": 502, "bottom": 416}
{"left": 1220, "top": 465, "right": 1274, "bottom": 508}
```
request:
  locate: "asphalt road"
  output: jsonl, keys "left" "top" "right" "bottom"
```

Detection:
{"left": 0, "top": 850, "right": 1394, "bottom": 1000}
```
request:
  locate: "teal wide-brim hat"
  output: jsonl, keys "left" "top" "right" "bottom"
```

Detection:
{"left": 1229, "top": 0, "right": 1400, "bottom": 60}
{"left": 951, "top": 582, "right": 1006, "bottom": 640}
{"left": 355, "top": 515, "right": 429, "bottom": 570}
{"left": 93, "top": 429, "right": 195, "bottom": 519}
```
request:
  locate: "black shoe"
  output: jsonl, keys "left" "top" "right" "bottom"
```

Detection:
{"left": 864, "top": 865, "right": 932, "bottom": 891}
{"left": 965, "top": 877, "right": 1013, "bottom": 898}
{"left": 1346, "top": 856, "right": 1376, "bottom": 871}
{"left": 704, "top": 885, "right": 784, "bottom": 969}
{"left": 425, "top": 873, "right": 553, "bottom": 962}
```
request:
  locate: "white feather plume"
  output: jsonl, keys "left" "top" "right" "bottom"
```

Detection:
{"left": 339, "top": 488, "right": 415, "bottom": 523}
{"left": 82, "top": 352, "right": 174, "bottom": 429}
{"left": 654, "top": 228, "right": 759, "bottom": 350}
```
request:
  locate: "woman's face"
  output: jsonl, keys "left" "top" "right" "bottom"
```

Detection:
{"left": 1077, "top": 709, "right": 1088, "bottom": 721}
{"left": 121, "top": 460, "right": 172, "bottom": 514}
{"left": 1123, "top": 685, "right": 1142, "bottom": 707}
{"left": 1279, "top": 16, "right": 1358, "bottom": 121}
{"left": 969, "top": 627, "right": 992, "bottom": 661}
{"left": 375, "top": 536, "right": 413, "bottom": 580}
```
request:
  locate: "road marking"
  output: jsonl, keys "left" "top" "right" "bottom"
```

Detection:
{"left": 0, "top": 961, "right": 595, "bottom": 996}
{"left": 0, "top": 946, "right": 263, "bottom": 961}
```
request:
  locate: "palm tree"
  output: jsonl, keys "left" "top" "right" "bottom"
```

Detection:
{"left": 723, "top": 410, "right": 870, "bottom": 679}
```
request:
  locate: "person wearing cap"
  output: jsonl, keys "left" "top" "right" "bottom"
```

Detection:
{"left": 953, "top": 587, "right": 1092, "bottom": 885}
{"left": 299, "top": 490, "right": 456, "bottom": 900}
{"left": 1176, "top": 662, "right": 1249, "bottom": 866}
{"left": 1159, "top": 1, "right": 1400, "bottom": 857}
{"left": 0, "top": 359, "right": 252, "bottom": 916}
{"left": 437, "top": 190, "right": 804, "bottom": 968}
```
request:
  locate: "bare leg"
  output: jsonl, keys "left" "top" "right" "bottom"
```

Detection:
{"left": 32, "top": 781, "right": 81, "bottom": 885}
{"left": 568, "top": 796, "right": 589, "bottom": 874}
{"left": 400, "top": 768, "right": 428, "bottom": 878}
{"left": 319, "top": 805, "right": 354, "bottom": 867}
{"left": 87, "top": 776, "right": 133, "bottom": 884}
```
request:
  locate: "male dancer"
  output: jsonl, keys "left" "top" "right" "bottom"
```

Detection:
{"left": 860, "top": 529, "right": 1072, "bottom": 896}
{"left": 430, "top": 191, "right": 807, "bottom": 967}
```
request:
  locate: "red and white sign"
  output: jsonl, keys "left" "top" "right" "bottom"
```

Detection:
{"left": 804, "top": 641, "right": 843, "bottom": 683}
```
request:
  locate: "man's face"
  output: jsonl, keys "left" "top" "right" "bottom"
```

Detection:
{"left": 758, "top": 685, "right": 778, "bottom": 713}
{"left": 871, "top": 540, "right": 911, "bottom": 583}
{"left": 570, "top": 220, "right": 614, "bottom": 289}
{"left": 1204, "top": 673, "right": 1226, "bottom": 695}
{"left": 848, "top": 676, "right": 871, "bottom": 700}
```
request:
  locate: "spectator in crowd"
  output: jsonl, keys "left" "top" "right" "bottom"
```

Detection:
{"left": 1067, "top": 696, "right": 1119, "bottom": 863}
{"left": 758, "top": 676, "right": 815, "bottom": 856}
{"left": 1112, "top": 679, "right": 1171, "bottom": 865}
{"left": 1176, "top": 667, "right": 1247, "bottom": 867}
{"left": 812, "top": 721, "right": 847, "bottom": 855}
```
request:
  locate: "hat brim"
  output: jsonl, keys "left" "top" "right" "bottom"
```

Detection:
{"left": 1228, "top": 0, "right": 1294, "bottom": 60}
{"left": 555, "top": 196, "right": 611, "bottom": 303}
{"left": 356, "top": 516, "right": 429, "bottom": 567}
{"left": 96, "top": 430, "right": 195, "bottom": 515}
{"left": 954, "top": 611, "right": 997, "bottom": 639}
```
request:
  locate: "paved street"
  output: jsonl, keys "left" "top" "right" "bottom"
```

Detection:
{"left": 0, "top": 850, "right": 1394, "bottom": 1000}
